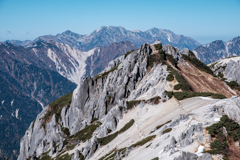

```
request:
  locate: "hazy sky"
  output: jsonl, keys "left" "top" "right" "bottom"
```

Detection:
{"left": 0, "top": 0, "right": 240, "bottom": 44}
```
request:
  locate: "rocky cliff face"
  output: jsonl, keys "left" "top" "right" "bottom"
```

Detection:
{"left": 208, "top": 56, "right": 240, "bottom": 84}
{"left": 18, "top": 42, "right": 240, "bottom": 160}
{"left": 85, "top": 41, "right": 138, "bottom": 77}
{"left": 8, "top": 26, "right": 201, "bottom": 51}
{"left": 0, "top": 40, "right": 137, "bottom": 160}
{"left": 193, "top": 36, "right": 240, "bottom": 64}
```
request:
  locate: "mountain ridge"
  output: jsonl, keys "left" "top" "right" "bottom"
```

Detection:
{"left": 6, "top": 26, "right": 201, "bottom": 51}
{"left": 0, "top": 40, "right": 137, "bottom": 160}
{"left": 193, "top": 36, "right": 240, "bottom": 64}
{"left": 18, "top": 42, "right": 240, "bottom": 160}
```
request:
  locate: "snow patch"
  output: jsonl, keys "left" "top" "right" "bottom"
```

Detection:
{"left": 167, "top": 34, "right": 171, "bottom": 42}
{"left": 130, "top": 30, "right": 140, "bottom": 32}
{"left": 32, "top": 48, "right": 38, "bottom": 57}
{"left": 4, "top": 49, "right": 10, "bottom": 55}
{"left": 195, "top": 145, "right": 204, "bottom": 156}
{"left": 15, "top": 109, "right": 19, "bottom": 119}
{"left": 96, "top": 27, "right": 102, "bottom": 32}
{"left": 214, "top": 118, "right": 220, "bottom": 122}
{"left": 36, "top": 99, "right": 45, "bottom": 109}
{"left": 46, "top": 43, "right": 95, "bottom": 84}
{"left": 11, "top": 99, "right": 14, "bottom": 106}
{"left": 197, "top": 97, "right": 215, "bottom": 100}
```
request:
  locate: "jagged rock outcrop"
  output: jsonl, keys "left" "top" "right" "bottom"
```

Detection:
{"left": 18, "top": 43, "right": 158, "bottom": 160}
{"left": 69, "top": 43, "right": 152, "bottom": 135}
{"left": 0, "top": 40, "right": 137, "bottom": 159}
{"left": 198, "top": 153, "right": 213, "bottom": 160}
{"left": 208, "top": 56, "right": 240, "bottom": 84}
{"left": 193, "top": 36, "right": 240, "bottom": 64}
{"left": 174, "top": 151, "right": 198, "bottom": 160}
{"left": 18, "top": 41, "right": 240, "bottom": 160}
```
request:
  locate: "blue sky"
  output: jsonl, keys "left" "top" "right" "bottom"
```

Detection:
{"left": 0, "top": 0, "right": 240, "bottom": 44}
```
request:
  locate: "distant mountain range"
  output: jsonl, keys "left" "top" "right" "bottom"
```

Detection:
{"left": 193, "top": 36, "right": 240, "bottom": 64}
{"left": 6, "top": 26, "right": 201, "bottom": 51}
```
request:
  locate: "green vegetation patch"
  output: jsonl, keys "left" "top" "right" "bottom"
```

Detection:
{"left": 226, "top": 81, "right": 240, "bottom": 91}
{"left": 148, "top": 54, "right": 159, "bottom": 68}
{"left": 41, "top": 91, "right": 73, "bottom": 128}
{"left": 167, "top": 64, "right": 193, "bottom": 91}
{"left": 99, "top": 147, "right": 127, "bottom": 160}
{"left": 162, "top": 128, "right": 172, "bottom": 134}
{"left": 151, "top": 157, "right": 159, "bottom": 160}
{"left": 165, "top": 91, "right": 173, "bottom": 99}
{"left": 218, "top": 72, "right": 224, "bottom": 79}
{"left": 94, "top": 63, "right": 121, "bottom": 80}
{"left": 98, "top": 119, "right": 135, "bottom": 146}
{"left": 55, "top": 153, "right": 76, "bottom": 160}
{"left": 39, "top": 154, "right": 52, "bottom": 160}
{"left": 147, "top": 96, "right": 161, "bottom": 104}
{"left": 61, "top": 127, "right": 70, "bottom": 137}
{"left": 209, "top": 62, "right": 217, "bottom": 69}
{"left": 62, "top": 121, "right": 102, "bottom": 151}
{"left": 102, "top": 63, "right": 121, "bottom": 77}
{"left": 166, "top": 53, "right": 178, "bottom": 67}
{"left": 119, "top": 119, "right": 135, "bottom": 133}
{"left": 119, "top": 106, "right": 123, "bottom": 111}
{"left": 148, "top": 44, "right": 166, "bottom": 68}
{"left": 126, "top": 100, "right": 142, "bottom": 110}
{"left": 71, "top": 122, "right": 102, "bottom": 142}
{"left": 146, "top": 143, "right": 152, "bottom": 148}
{"left": 107, "top": 129, "right": 112, "bottom": 133}
{"left": 124, "top": 50, "right": 135, "bottom": 58}
{"left": 154, "top": 44, "right": 162, "bottom": 50}
{"left": 204, "top": 115, "right": 240, "bottom": 159}
{"left": 172, "top": 91, "right": 226, "bottom": 100}
{"left": 156, "top": 120, "right": 172, "bottom": 130}
{"left": 38, "top": 150, "right": 51, "bottom": 160}
{"left": 131, "top": 135, "right": 156, "bottom": 147}
{"left": 166, "top": 74, "right": 174, "bottom": 82}
{"left": 211, "top": 94, "right": 227, "bottom": 99}
{"left": 91, "top": 117, "right": 99, "bottom": 123}
{"left": 182, "top": 51, "right": 215, "bottom": 76}
{"left": 174, "top": 84, "right": 182, "bottom": 90}
{"left": 32, "top": 119, "right": 36, "bottom": 130}
{"left": 98, "top": 132, "right": 119, "bottom": 146}
{"left": 148, "top": 52, "right": 166, "bottom": 68}
{"left": 99, "top": 149, "right": 115, "bottom": 160}
{"left": 150, "top": 120, "right": 172, "bottom": 134}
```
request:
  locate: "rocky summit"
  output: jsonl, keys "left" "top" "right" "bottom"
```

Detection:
{"left": 193, "top": 36, "right": 240, "bottom": 64}
{"left": 18, "top": 42, "right": 240, "bottom": 160}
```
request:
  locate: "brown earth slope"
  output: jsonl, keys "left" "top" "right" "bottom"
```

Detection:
{"left": 176, "top": 60, "right": 235, "bottom": 98}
